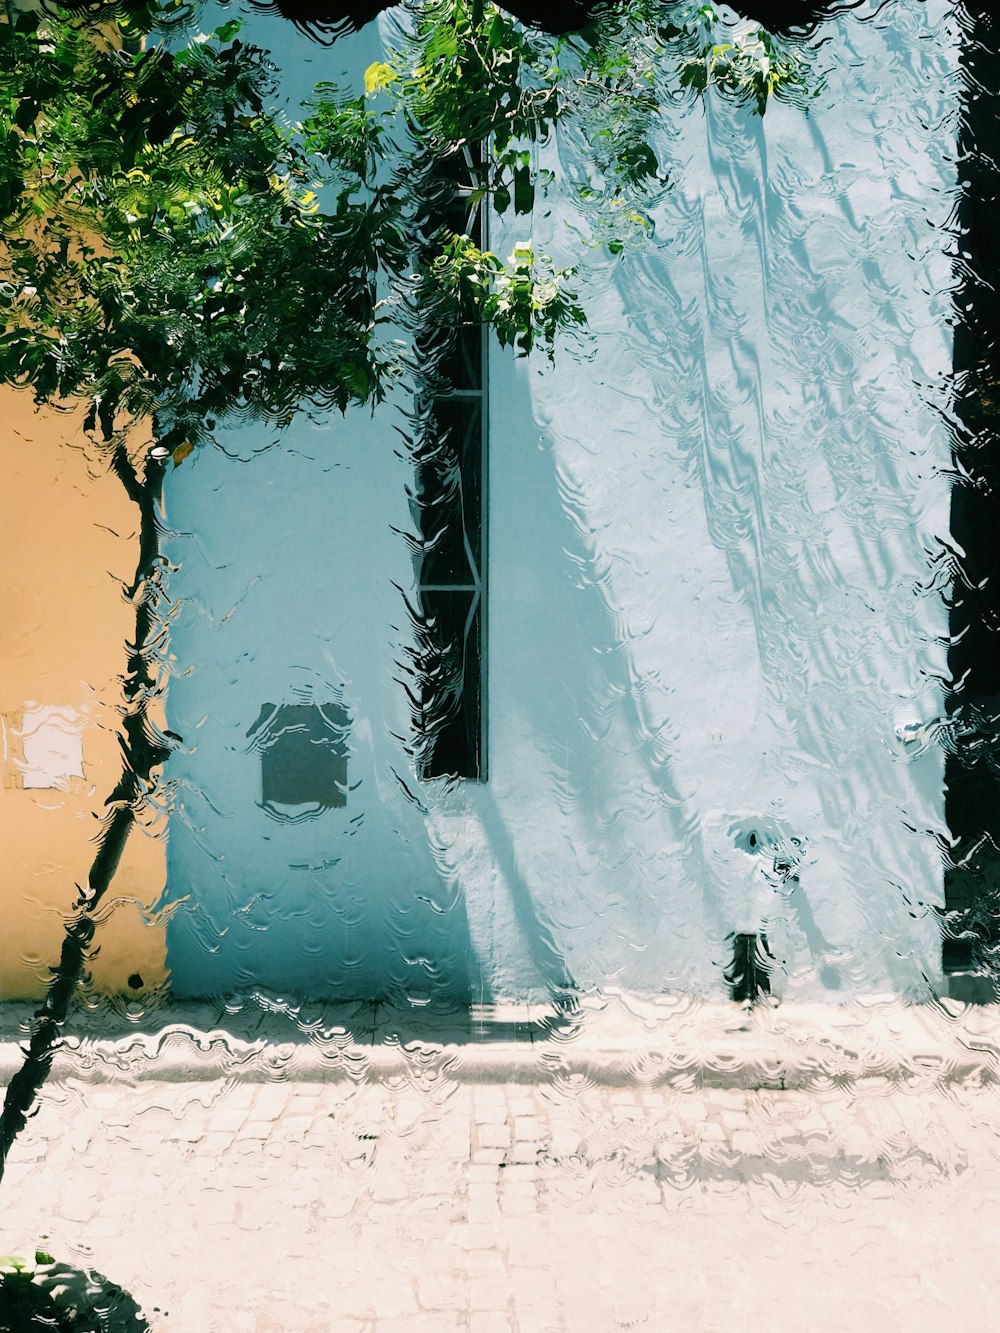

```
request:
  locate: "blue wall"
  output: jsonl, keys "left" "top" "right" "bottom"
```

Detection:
{"left": 161, "top": 1, "right": 957, "bottom": 1004}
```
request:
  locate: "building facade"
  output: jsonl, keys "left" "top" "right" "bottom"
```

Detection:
{"left": 0, "top": 2, "right": 966, "bottom": 1008}
{"left": 152, "top": 2, "right": 958, "bottom": 1006}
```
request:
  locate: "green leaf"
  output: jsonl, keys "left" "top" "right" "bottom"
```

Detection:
{"left": 212, "top": 19, "right": 242, "bottom": 42}
{"left": 364, "top": 62, "right": 396, "bottom": 96}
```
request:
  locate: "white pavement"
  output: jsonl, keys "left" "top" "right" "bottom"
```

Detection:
{"left": 2, "top": 993, "right": 1000, "bottom": 1331}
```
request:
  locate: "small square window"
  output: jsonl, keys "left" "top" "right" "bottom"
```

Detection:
{"left": 246, "top": 703, "right": 350, "bottom": 814}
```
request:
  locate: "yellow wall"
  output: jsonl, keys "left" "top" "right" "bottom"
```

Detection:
{"left": 1, "top": 391, "right": 167, "bottom": 1001}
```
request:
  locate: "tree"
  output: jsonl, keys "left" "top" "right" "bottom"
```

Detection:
{"left": 0, "top": 0, "right": 806, "bottom": 1211}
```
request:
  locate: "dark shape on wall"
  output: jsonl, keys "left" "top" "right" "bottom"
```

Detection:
{"left": 725, "top": 932, "right": 773, "bottom": 1004}
{"left": 246, "top": 703, "right": 351, "bottom": 811}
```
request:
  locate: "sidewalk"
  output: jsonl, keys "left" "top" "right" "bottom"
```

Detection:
{"left": 2, "top": 994, "right": 1000, "bottom": 1331}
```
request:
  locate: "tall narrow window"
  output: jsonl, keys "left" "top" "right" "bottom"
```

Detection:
{"left": 406, "top": 144, "right": 488, "bottom": 781}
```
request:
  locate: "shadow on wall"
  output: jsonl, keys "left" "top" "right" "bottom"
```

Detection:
{"left": 487, "top": 29, "right": 952, "bottom": 1002}
{"left": 477, "top": 346, "right": 728, "bottom": 1000}
{"left": 156, "top": 428, "right": 487, "bottom": 1010}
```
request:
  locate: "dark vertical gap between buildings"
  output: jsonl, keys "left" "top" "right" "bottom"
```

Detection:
{"left": 943, "top": 2, "right": 1000, "bottom": 1000}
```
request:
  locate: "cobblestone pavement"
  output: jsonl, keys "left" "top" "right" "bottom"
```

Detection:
{"left": 4, "top": 1060, "right": 1000, "bottom": 1332}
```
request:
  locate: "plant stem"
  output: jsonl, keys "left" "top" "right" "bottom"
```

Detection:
{"left": 0, "top": 443, "right": 170, "bottom": 1183}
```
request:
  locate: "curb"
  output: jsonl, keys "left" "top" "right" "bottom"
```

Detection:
{"left": 3, "top": 996, "right": 999, "bottom": 1090}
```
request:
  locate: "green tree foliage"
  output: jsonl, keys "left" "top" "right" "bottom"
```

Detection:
{"left": 371, "top": 0, "right": 815, "bottom": 249}
{"left": 0, "top": 0, "right": 813, "bottom": 445}
{"left": 0, "top": 9, "right": 402, "bottom": 448}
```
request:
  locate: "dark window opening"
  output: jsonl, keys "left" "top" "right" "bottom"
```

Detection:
{"left": 246, "top": 702, "right": 350, "bottom": 813}
{"left": 407, "top": 143, "right": 488, "bottom": 781}
{"left": 408, "top": 587, "right": 484, "bottom": 782}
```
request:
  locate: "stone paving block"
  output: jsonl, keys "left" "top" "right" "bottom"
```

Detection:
{"left": 469, "top": 1162, "right": 502, "bottom": 1184}
{"left": 7, "top": 1139, "right": 44, "bottom": 1162}
{"left": 514, "top": 1116, "right": 545, "bottom": 1141}
{"left": 264, "top": 1138, "right": 300, "bottom": 1164}
{"left": 501, "top": 1196, "right": 539, "bottom": 1216}
{"left": 378, "top": 1315, "right": 463, "bottom": 1333}
{"left": 473, "top": 1147, "right": 507, "bottom": 1165}
{"left": 502, "top": 1169, "right": 541, "bottom": 1191}
{"left": 220, "top": 1084, "right": 258, "bottom": 1111}
{"left": 474, "top": 1086, "right": 508, "bottom": 1107}
{"left": 318, "top": 1188, "right": 365, "bottom": 1220}
{"left": 467, "top": 1250, "right": 506, "bottom": 1281}
{"left": 547, "top": 1129, "right": 583, "bottom": 1158}
{"left": 793, "top": 1113, "right": 836, "bottom": 1140}
{"left": 502, "top": 1220, "right": 552, "bottom": 1257}
{"left": 236, "top": 1205, "right": 273, "bottom": 1232}
{"left": 192, "top": 1130, "right": 232, "bottom": 1158}
{"left": 507, "top": 1095, "right": 536, "bottom": 1114}
{"left": 59, "top": 1193, "right": 95, "bottom": 1225}
{"left": 710, "top": 1088, "right": 750, "bottom": 1108}
{"left": 456, "top": 1223, "right": 502, "bottom": 1250}
{"left": 512, "top": 1315, "right": 563, "bottom": 1333}
{"left": 203, "top": 1107, "right": 249, "bottom": 1135}
{"left": 165, "top": 1121, "right": 204, "bottom": 1144}
{"left": 66, "top": 1124, "right": 94, "bottom": 1153}
{"left": 730, "top": 1130, "right": 761, "bottom": 1156}
{"left": 331, "top": 1278, "right": 419, "bottom": 1321}
{"left": 469, "top": 1312, "right": 514, "bottom": 1333}
{"left": 238, "top": 1120, "right": 274, "bottom": 1140}
{"left": 479, "top": 1123, "right": 512, "bottom": 1149}
{"left": 227, "top": 1140, "right": 267, "bottom": 1169}
{"left": 510, "top": 1143, "right": 541, "bottom": 1164}
{"left": 507, "top": 1267, "right": 555, "bottom": 1305}
{"left": 502, "top": 1163, "right": 539, "bottom": 1183}
{"left": 678, "top": 1100, "right": 710, "bottom": 1123}
{"left": 372, "top": 1171, "right": 408, "bottom": 1204}
{"left": 192, "top": 1194, "right": 238, "bottom": 1226}
{"left": 417, "top": 1271, "right": 469, "bottom": 1312}
{"left": 721, "top": 1110, "right": 753, "bottom": 1134}
{"left": 275, "top": 1113, "right": 316, "bottom": 1140}
{"left": 468, "top": 1178, "right": 500, "bottom": 1202}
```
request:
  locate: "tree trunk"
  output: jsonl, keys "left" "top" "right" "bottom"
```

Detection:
{"left": 0, "top": 442, "right": 172, "bottom": 1182}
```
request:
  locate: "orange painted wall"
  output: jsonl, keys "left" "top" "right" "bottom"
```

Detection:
{"left": 1, "top": 391, "right": 168, "bottom": 1001}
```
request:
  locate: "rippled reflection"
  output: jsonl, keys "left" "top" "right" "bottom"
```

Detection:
{"left": 5, "top": 0, "right": 1000, "bottom": 1327}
